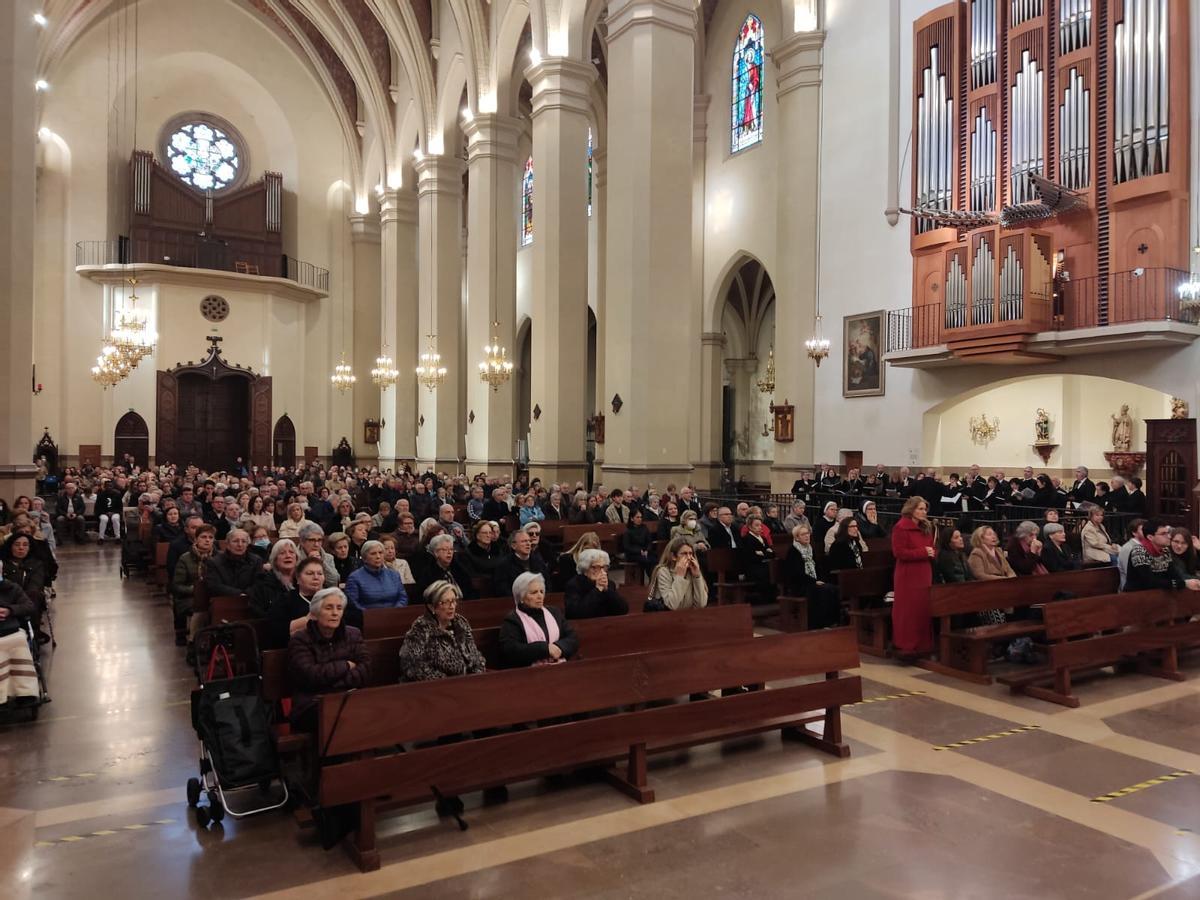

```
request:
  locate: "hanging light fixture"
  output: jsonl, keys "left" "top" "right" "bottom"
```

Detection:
{"left": 476, "top": 176, "right": 512, "bottom": 392}
{"left": 371, "top": 344, "right": 399, "bottom": 389}
{"left": 330, "top": 133, "right": 356, "bottom": 392}
{"left": 414, "top": 204, "right": 446, "bottom": 391}
{"left": 805, "top": 317, "right": 831, "bottom": 366}
{"left": 756, "top": 346, "right": 776, "bottom": 393}
{"left": 110, "top": 273, "right": 157, "bottom": 369}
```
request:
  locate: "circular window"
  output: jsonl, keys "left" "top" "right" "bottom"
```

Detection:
{"left": 200, "top": 295, "right": 230, "bottom": 322}
{"left": 160, "top": 113, "right": 246, "bottom": 192}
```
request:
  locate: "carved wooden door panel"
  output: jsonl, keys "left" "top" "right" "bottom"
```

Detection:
{"left": 155, "top": 371, "right": 179, "bottom": 465}
{"left": 250, "top": 377, "right": 272, "bottom": 468}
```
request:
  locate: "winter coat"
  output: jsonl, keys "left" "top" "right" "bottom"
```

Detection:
{"left": 287, "top": 619, "right": 371, "bottom": 724}
{"left": 399, "top": 612, "right": 487, "bottom": 681}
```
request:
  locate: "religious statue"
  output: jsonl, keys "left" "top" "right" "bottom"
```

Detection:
{"left": 1034, "top": 408, "right": 1051, "bottom": 444}
{"left": 1111, "top": 405, "right": 1133, "bottom": 451}
{"left": 1171, "top": 397, "right": 1189, "bottom": 420}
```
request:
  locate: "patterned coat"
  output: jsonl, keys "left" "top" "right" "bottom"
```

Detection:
{"left": 398, "top": 612, "right": 487, "bottom": 681}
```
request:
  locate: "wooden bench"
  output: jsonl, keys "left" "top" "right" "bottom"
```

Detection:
{"left": 998, "top": 590, "right": 1200, "bottom": 707}
{"left": 315, "top": 627, "right": 862, "bottom": 870}
{"left": 561, "top": 522, "right": 626, "bottom": 558}
{"left": 704, "top": 547, "right": 751, "bottom": 606}
{"left": 839, "top": 566, "right": 894, "bottom": 657}
{"left": 917, "top": 566, "right": 1119, "bottom": 684}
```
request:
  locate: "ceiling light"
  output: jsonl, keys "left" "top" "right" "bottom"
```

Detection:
{"left": 33, "top": 12, "right": 48, "bottom": 27}
{"left": 35, "top": 79, "right": 49, "bottom": 91}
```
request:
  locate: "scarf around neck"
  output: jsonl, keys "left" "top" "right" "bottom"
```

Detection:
{"left": 1137, "top": 535, "right": 1163, "bottom": 557}
{"left": 515, "top": 604, "right": 561, "bottom": 663}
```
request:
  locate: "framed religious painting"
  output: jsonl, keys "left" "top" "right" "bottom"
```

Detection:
{"left": 843, "top": 311, "right": 885, "bottom": 398}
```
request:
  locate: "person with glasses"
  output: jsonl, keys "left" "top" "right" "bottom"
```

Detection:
{"left": 564, "top": 548, "right": 629, "bottom": 619}
{"left": 399, "top": 581, "right": 487, "bottom": 682}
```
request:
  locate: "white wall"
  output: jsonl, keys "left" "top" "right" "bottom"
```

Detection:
{"left": 34, "top": 0, "right": 349, "bottom": 461}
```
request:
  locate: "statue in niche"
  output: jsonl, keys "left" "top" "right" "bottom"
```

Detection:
{"left": 1111, "top": 405, "right": 1133, "bottom": 451}
{"left": 1034, "top": 408, "right": 1051, "bottom": 444}
{"left": 1171, "top": 397, "right": 1189, "bottom": 420}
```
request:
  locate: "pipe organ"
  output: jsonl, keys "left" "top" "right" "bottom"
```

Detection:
{"left": 909, "top": 0, "right": 1190, "bottom": 361}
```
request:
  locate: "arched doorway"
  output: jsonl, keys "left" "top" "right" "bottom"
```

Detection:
{"left": 114, "top": 411, "right": 150, "bottom": 469}
{"left": 156, "top": 338, "right": 272, "bottom": 471}
{"left": 515, "top": 318, "right": 532, "bottom": 466}
{"left": 718, "top": 257, "right": 776, "bottom": 485}
{"left": 273, "top": 415, "right": 297, "bottom": 468}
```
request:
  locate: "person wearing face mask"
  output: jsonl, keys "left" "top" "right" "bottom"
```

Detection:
{"left": 248, "top": 527, "right": 272, "bottom": 561}
{"left": 205, "top": 528, "right": 259, "bottom": 598}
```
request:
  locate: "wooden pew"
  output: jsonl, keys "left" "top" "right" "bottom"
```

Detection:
{"left": 918, "top": 566, "right": 1119, "bottom": 684}
{"left": 210, "top": 594, "right": 252, "bottom": 624}
{"left": 154, "top": 542, "right": 170, "bottom": 593}
{"left": 838, "top": 566, "right": 894, "bottom": 657}
{"left": 561, "top": 522, "right": 626, "bottom": 558}
{"left": 315, "top": 628, "right": 862, "bottom": 870}
{"left": 360, "top": 593, "right": 568, "bottom": 639}
{"left": 998, "top": 590, "right": 1200, "bottom": 707}
{"left": 704, "top": 547, "right": 750, "bottom": 606}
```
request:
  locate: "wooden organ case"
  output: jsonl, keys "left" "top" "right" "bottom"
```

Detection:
{"left": 128, "top": 150, "right": 285, "bottom": 277}
{"left": 910, "top": 0, "right": 1192, "bottom": 360}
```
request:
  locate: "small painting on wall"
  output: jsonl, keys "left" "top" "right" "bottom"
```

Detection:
{"left": 843, "top": 310, "right": 885, "bottom": 398}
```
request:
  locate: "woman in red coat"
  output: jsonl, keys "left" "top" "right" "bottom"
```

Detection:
{"left": 891, "top": 496, "right": 935, "bottom": 657}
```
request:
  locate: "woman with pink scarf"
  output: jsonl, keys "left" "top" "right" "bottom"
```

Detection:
{"left": 498, "top": 571, "right": 579, "bottom": 668}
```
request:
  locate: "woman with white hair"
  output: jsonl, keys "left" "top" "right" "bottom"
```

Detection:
{"left": 249, "top": 539, "right": 303, "bottom": 649}
{"left": 565, "top": 548, "right": 629, "bottom": 619}
{"left": 287, "top": 588, "right": 371, "bottom": 731}
{"left": 399, "top": 581, "right": 487, "bottom": 682}
{"left": 277, "top": 502, "right": 314, "bottom": 540}
{"left": 344, "top": 539, "right": 408, "bottom": 610}
{"left": 498, "top": 572, "right": 578, "bottom": 667}
{"left": 412, "top": 533, "right": 477, "bottom": 600}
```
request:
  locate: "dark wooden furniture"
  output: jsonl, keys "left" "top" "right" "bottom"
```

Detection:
{"left": 998, "top": 590, "right": 1200, "bottom": 707}
{"left": 1146, "top": 417, "right": 1196, "bottom": 528}
{"left": 360, "top": 593, "right": 574, "bottom": 639}
{"left": 314, "top": 628, "right": 862, "bottom": 870}
{"left": 917, "top": 567, "right": 1120, "bottom": 683}
{"left": 839, "top": 566, "right": 894, "bottom": 657}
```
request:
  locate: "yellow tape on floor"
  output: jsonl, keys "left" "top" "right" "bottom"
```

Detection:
{"left": 35, "top": 818, "right": 175, "bottom": 848}
{"left": 847, "top": 690, "right": 927, "bottom": 706}
{"left": 1091, "top": 771, "right": 1192, "bottom": 803}
{"left": 933, "top": 724, "right": 1042, "bottom": 751}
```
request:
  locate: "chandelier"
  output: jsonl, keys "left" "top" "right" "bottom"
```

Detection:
{"left": 478, "top": 322, "right": 513, "bottom": 392}
{"left": 756, "top": 346, "right": 776, "bottom": 393}
{"left": 805, "top": 316, "right": 831, "bottom": 366}
{"left": 91, "top": 342, "right": 132, "bottom": 388}
{"left": 109, "top": 275, "right": 157, "bottom": 369}
{"left": 415, "top": 339, "right": 447, "bottom": 391}
{"left": 331, "top": 353, "right": 356, "bottom": 392}
{"left": 969, "top": 412, "right": 1000, "bottom": 445}
{"left": 371, "top": 345, "right": 399, "bottom": 389}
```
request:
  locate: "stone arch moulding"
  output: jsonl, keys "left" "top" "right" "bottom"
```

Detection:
{"left": 155, "top": 338, "right": 272, "bottom": 470}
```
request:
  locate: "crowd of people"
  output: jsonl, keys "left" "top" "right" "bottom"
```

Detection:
{"left": 0, "top": 456, "right": 1191, "bottom": 722}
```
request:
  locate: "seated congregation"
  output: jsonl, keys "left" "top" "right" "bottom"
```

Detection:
{"left": 4, "top": 457, "right": 1198, "bottom": 868}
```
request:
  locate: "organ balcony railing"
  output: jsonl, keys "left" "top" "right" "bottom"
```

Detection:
{"left": 886, "top": 266, "right": 1196, "bottom": 356}
{"left": 75, "top": 238, "right": 330, "bottom": 292}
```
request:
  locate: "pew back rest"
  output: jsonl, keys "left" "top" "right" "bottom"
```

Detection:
{"left": 561, "top": 522, "right": 626, "bottom": 555}
{"left": 471, "top": 603, "right": 752, "bottom": 667}
{"left": 1040, "top": 589, "right": 1182, "bottom": 641}
{"left": 261, "top": 636, "right": 405, "bottom": 702}
{"left": 211, "top": 594, "right": 251, "bottom": 623}
{"left": 928, "top": 566, "right": 1118, "bottom": 618}
{"left": 361, "top": 593, "right": 567, "bottom": 639}
{"left": 317, "top": 627, "right": 861, "bottom": 756}
{"left": 836, "top": 566, "right": 893, "bottom": 602}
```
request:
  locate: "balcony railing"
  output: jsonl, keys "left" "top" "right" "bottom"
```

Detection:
{"left": 1053, "top": 267, "right": 1194, "bottom": 329}
{"left": 887, "top": 267, "right": 1196, "bottom": 354}
{"left": 75, "top": 238, "right": 330, "bottom": 292}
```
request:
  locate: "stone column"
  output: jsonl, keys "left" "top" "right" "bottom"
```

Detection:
{"left": 414, "top": 155, "right": 466, "bottom": 470}
{"left": 463, "top": 113, "right": 521, "bottom": 478}
{"left": 602, "top": 0, "right": 696, "bottom": 487}
{"left": 377, "top": 188, "right": 419, "bottom": 468}
{"left": 526, "top": 57, "right": 595, "bottom": 485}
{"left": 769, "top": 30, "right": 825, "bottom": 491}
{"left": 690, "top": 94, "right": 721, "bottom": 489}
{"left": 0, "top": 0, "right": 38, "bottom": 496}
{"left": 350, "top": 213, "right": 381, "bottom": 464}
{"left": 697, "top": 331, "right": 726, "bottom": 487}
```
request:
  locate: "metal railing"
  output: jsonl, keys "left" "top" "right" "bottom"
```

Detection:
{"left": 76, "top": 238, "right": 329, "bottom": 292}
{"left": 1052, "top": 266, "right": 1194, "bottom": 330}
{"left": 886, "top": 304, "right": 942, "bottom": 353}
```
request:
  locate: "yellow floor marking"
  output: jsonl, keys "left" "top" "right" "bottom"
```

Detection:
{"left": 1091, "top": 771, "right": 1193, "bottom": 803}
{"left": 933, "top": 724, "right": 1042, "bottom": 751}
{"left": 35, "top": 818, "right": 175, "bottom": 847}
{"left": 847, "top": 690, "right": 927, "bottom": 706}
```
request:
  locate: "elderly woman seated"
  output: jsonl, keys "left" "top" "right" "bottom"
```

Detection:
{"left": 399, "top": 581, "right": 487, "bottom": 682}
{"left": 413, "top": 533, "right": 477, "bottom": 600}
{"left": 250, "top": 539, "right": 302, "bottom": 647}
{"left": 498, "top": 572, "right": 578, "bottom": 668}
{"left": 263, "top": 557, "right": 328, "bottom": 650}
{"left": 277, "top": 502, "right": 315, "bottom": 540}
{"left": 326, "top": 532, "right": 358, "bottom": 584}
{"left": 0, "top": 533, "right": 47, "bottom": 639}
{"left": 0, "top": 578, "right": 38, "bottom": 708}
{"left": 286, "top": 588, "right": 371, "bottom": 732}
{"left": 565, "top": 548, "right": 629, "bottom": 619}
{"left": 344, "top": 540, "right": 409, "bottom": 610}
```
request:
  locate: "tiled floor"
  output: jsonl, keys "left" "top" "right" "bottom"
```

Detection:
{"left": 2, "top": 545, "right": 1199, "bottom": 899}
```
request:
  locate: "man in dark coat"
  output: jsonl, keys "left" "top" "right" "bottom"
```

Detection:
{"left": 205, "top": 529, "right": 260, "bottom": 597}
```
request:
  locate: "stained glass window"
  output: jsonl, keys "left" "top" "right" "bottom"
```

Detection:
{"left": 521, "top": 156, "right": 534, "bottom": 247}
{"left": 165, "top": 120, "right": 241, "bottom": 191}
{"left": 731, "top": 15, "right": 765, "bottom": 154}
{"left": 587, "top": 128, "right": 593, "bottom": 218}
